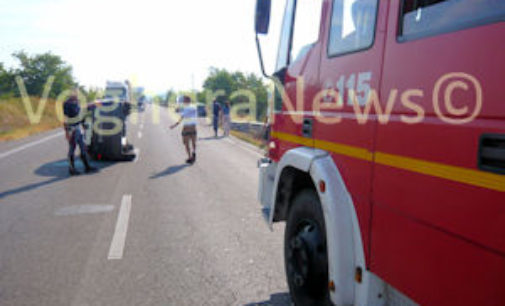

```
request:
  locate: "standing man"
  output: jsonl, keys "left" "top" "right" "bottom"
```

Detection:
{"left": 63, "top": 89, "right": 97, "bottom": 175}
{"left": 222, "top": 100, "right": 231, "bottom": 137}
{"left": 212, "top": 99, "right": 221, "bottom": 138}
{"left": 171, "top": 95, "right": 197, "bottom": 164}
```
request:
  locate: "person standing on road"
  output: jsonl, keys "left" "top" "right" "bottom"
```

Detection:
{"left": 170, "top": 95, "right": 198, "bottom": 164}
{"left": 63, "top": 89, "right": 97, "bottom": 175}
{"left": 212, "top": 99, "right": 221, "bottom": 138}
{"left": 222, "top": 100, "right": 231, "bottom": 137}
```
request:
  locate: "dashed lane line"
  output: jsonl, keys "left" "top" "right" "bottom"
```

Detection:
{"left": 108, "top": 194, "right": 132, "bottom": 260}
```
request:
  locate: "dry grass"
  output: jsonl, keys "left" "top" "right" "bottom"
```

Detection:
{"left": 230, "top": 130, "right": 266, "bottom": 149}
{"left": 0, "top": 97, "right": 62, "bottom": 141}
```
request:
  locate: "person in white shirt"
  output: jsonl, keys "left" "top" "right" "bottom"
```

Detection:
{"left": 170, "top": 95, "right": 197, "bottom": 164}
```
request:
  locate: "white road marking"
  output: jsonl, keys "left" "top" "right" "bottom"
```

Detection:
{"left": 108, "top": 195, "right": 132, "bottom": 260}
{"left": 55, "top": 204, "right": 114, "bottom": 216}
{"left": 133, "top": 148, "right": 141, "bottom": 163}
{"left": 0, "top": 131, "right": 63, "bottom": 160}
{"left": 138, "top": 131, "right": 142, "bottom": 139}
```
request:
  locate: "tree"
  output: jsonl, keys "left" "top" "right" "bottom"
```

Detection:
{"left": 202, "top": 67, "right": 237, "bottom": 103}
{"left": 12, "top": 51, "right": 75, "bottom": 98}
{"left": 201, "top": 67, "right": 269, "bottom": 120}
{"left": 0, "top": 63, "right": 15, "bottom": 97}
{"left": 245, "top": 73, "right": 268, "bottom": 120}
{"left": 80, "top": 86, "right": 103, "bottom": 102}
{"left": 196, "top": 89, "right": 208, "bottom": 103}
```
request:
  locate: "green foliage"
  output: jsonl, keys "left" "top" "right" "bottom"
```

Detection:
{"left": 166, "top": 89, "right": 176, "bottom": 103}
{"left": 11, "top": 51, "right": 76, "bottom": 98}
{"left": 0, "top": 51, "right": 106, "bottom": 102}
{"left": 80, "top": 86, "right": 103, "bottom": 102}
{"left": 0, "top": 63, "right": 15, "bottom": 97}
{"left": 201, "top": 67, "right": 269, "bottom": 121}
{"left": 202, "top": 67, "right": 236, "bottom": 102}
{"left": 196, "top": 90, "right": 207, "bottom": 103}
{"left": 244, "top": 73, "right": 268, "bottom": 119}
{"left": 0, "top": 51, "right": 107, "bottom": 140}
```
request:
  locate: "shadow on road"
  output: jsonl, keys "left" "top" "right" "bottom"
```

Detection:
{"left": 0, "top": 158, "right": 114, "bottom": 200}
{"left": 150, "top": 164, "right": 190, "bottom": 179}
{"left": 244, "top": 292, "right": 292, "bottom": 306}
{"left": 35, "top": 159, "right": 114, "bottom": 178}
{"left": 198, "top": 135, "right": 225, "bottom": 141}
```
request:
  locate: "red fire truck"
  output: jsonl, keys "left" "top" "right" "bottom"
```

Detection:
{"left": 254, "top": 0, "right": 505, "bottom": 305}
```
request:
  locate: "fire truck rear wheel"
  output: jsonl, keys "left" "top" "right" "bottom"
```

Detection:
{"left": 284, "top": 189, "right": 331, "bottom": 306}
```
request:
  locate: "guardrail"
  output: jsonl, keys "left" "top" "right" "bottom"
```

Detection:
{"left": 230, "top": 121, "right": 266, "bottom": 136}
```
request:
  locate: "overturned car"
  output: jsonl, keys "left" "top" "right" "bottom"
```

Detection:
{"left": 84, "top": 81, "right": 136, "bottom": 161}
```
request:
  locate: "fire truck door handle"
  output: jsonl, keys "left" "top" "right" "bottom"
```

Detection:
{"left": 302, "top": 118, "right": 313, "bottom": 138}
{"left": 478, "top": 134, "right": 505, "bottom": 175}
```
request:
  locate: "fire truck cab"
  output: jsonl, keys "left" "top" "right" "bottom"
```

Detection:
{"left": 255, "top": 0, "right": 505, "bottom": 305}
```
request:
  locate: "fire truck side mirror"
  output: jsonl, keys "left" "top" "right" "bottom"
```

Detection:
{"left": 255, "top": 0, "right": 271, "bottom": 34}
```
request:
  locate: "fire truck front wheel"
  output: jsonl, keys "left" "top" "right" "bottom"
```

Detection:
{"left": 284, "top": 189, "right": 332, "bottom": 306}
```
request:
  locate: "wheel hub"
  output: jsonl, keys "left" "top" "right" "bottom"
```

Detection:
{"left": 287, "top": 221, "right": 325, "bottom": 289}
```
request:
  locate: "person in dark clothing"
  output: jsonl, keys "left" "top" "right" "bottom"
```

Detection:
{"left": 63, "top": 90, "right": 97, "bottom": 175}
{"left": 212, "top": 99, "right": 221, "bottom": 137}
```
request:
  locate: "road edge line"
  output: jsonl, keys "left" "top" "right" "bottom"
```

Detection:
{"left": 0, "top": 131, "right": 64, "bottom": 160}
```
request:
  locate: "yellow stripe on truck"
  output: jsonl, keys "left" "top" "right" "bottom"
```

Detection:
{"left": 271, "top": 131, "right": 313, "bottom": 147}
{"left": 374, "top": 152, "right": 505, "bottom": 193}
{"left": 271, "top": 131, "right": 373, "bottom": 160}
{"left": 271, "top": 131, "right": 505, "bottom": 193}
{"left": 315, "top": 138, "right": 374, "bottom": 162}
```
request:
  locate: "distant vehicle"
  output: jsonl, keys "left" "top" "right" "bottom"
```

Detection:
{"left": 196, "top": 103, "right": 207, "bottom": 117}
{"left": 84, "top": 81, "right": 136, "bottom": 161}
{"left": 134, "top": 87, "right": 146, "bottom": 112}
{"left": 103, "top": 81, "right": 128, "bottom": 101}
{"left": 138, "top": 95, "right": 146, "bottom": 111}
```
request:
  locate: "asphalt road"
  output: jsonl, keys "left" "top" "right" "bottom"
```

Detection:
{"left": 0, "top": 105, "right": 291, "bottom": 306}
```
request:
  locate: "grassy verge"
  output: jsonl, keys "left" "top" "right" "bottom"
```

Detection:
{"left": 0, "top": 97, "right": 62, "bottom": 141}
{"left": 230, "top": 130, "right": 266, "bottom": 149}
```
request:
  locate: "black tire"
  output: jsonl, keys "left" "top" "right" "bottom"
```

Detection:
{"left": 284, "top": 189, "right": 332, "bottom": 306}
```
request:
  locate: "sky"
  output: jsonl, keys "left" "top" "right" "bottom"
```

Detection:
{"left": 0, "top": 0, "right": 285, "bottom": 95}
